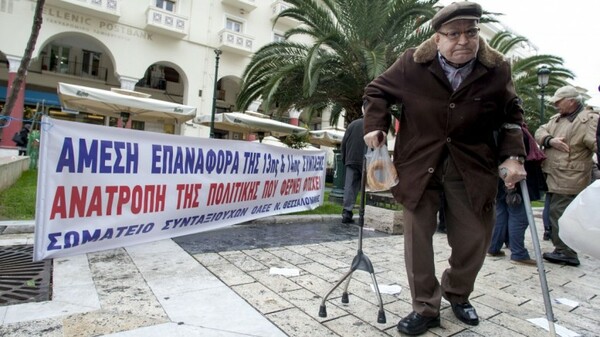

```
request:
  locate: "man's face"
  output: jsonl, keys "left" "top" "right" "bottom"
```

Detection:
{"left": 554, "top": 98, "right": 578, "bottom": 115}
{"left": 435, "top": 20, "right": 480, "bottom": 65}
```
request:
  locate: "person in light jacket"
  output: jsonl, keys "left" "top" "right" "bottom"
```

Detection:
{"left": 535, "top": 85, "right": 599, "bottom": 267}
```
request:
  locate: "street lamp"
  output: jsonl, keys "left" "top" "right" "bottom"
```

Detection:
{"left": 537, "top": 66, "right": 550, "bottom": 124}
{"left": 209, "top": 49, "right": 223, "bottom": 138}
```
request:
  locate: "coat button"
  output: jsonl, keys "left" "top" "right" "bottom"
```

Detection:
{"left": 449, "top": 103, "right": 456, "bottom": 109}
{"left": 427, "top": 167, "right": 434, "bottom": 173}
{"left": 446, "top": 137, "right": 451, "bottom": 143}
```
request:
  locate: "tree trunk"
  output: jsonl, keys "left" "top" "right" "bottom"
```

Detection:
{"left": 0, "top": 0, "right": 45, "bottom": 141}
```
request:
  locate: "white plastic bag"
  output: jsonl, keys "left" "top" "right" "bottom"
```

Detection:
{"left": 365, "top": 145, "right": 399, "bottom": 192}
{"left": 559, "top": 180, "right": 600, "bottom": 259}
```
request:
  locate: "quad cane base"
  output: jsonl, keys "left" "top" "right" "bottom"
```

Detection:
{"left": 318, "top": 152, "right": 387, "bottom": 324}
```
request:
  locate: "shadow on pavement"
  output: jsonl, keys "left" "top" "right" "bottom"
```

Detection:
{"left": 174, "top": 220, "right": 389, "bottom": 254}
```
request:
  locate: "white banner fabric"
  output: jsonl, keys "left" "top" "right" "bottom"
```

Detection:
{"left": 34, "top": 116, "right": 326, "bottom": 261}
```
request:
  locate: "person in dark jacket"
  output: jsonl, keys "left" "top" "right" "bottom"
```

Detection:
{"left": 340, "top": 117, "right": 365, "bottom": 223}
{"left": 362, "top": 2, "right": 526, "bottom": 335}
{"left": 488, "top": 125, "right": 544, "bottom": 266}
{"left": 13, "top": 123, "right": 31, "bottom": 156}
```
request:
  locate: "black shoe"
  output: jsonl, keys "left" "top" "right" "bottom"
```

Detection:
{"left": 451, "top": 302, "right": 479, "bottom": 326}
{"left": 542, "top": 251, "right": 580, "bottom": 266}
{"left": 341, "top": 210, "right": 354, "bottom": 224}
{"left": 486, "top": 250, "right": 505, "bottom": 257}
{"left": 543, "top": 231, "right": 551, "bottom": 241}
{"left": 397, "top": 311, "right": 440, "bottom": 335}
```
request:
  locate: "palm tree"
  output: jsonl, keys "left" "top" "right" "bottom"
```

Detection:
{"left": 488, "top": 31, "right": 574, "bottom": 130}
{"left": 236, "top": 0, "right": 438, "bottom": 127}
{"left": 0, "top": 0, "right": 45, "bottom": 141}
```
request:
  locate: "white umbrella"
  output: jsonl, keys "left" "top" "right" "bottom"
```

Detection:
{"left": 195, "top": 111, "right": 308, "bottom": 137}
{"left": 57, "top": 82, "right": 196, "bottom": 123}
{"left": 309, "top": 127, "right": 345, "bottom": 147}
{"left": 252, "top": 136, "right": 287, "bottom": 147}
{"left": 252, "top": 135, "right": 320, "bottom": 150}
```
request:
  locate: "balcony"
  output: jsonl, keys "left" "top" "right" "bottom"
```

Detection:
{"left": 46, "top": 0, "right": 121, "bottom": 20}
{"left": 221, "top": 0, "right": 257, "bottom": 13}
{"left": 218, "top": 29, "right": 254, "bottom": 56}
{"left": 271, "top": 0, "right": 300, "bottom": 27}
{"left": 39, "top": 56, "right": 109, "bottom": 82}
{"left": 145, "top": 7, "right": 188, "bottom": 38}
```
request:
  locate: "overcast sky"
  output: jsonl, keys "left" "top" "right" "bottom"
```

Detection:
{"left": 439, "top": 0, "right": 600, "bottom": 107}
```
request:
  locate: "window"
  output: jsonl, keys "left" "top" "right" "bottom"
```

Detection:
{"left": 226, "top": 18, "right": 243, "bottom": 33}
{"left": 273, "top": 33, "right": 286, "bottom": 42}
{"left": 132, "top": 120, "right": 145, "bottom": 130}
{"left": 155, "top": 0, "right": 175, "bottom": 12}
{"left": 49, "top": 45, "right": 70, "bottom": 74}
{"left": 82, "top": 50, "right": 101, "bottom": 78}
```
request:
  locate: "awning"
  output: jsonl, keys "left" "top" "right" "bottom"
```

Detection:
{"left": 308, "top": 127, "right": 345, "bottom": 147}
{"left": 0, "top": 86, "right": 61, "bottom": 107}
{"left": 195, "top": 112, "right": 308, "bottom": 137}
{"left": 57, "top": 82, "right": 196, "bottom": 123}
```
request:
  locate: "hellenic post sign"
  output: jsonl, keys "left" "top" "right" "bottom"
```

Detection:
{"left": 34, "top": 116, "right": 326, "bottom": 261}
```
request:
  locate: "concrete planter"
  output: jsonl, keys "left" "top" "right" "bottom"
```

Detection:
{"left": 364, "top": 205, "right": 404, "bottom": 234}
{"left": 0, "top": 156, "right": 30, "bottom": 192}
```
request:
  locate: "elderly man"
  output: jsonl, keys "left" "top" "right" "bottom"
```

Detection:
{"left": 362, "top": 2, "right": 526, "bottom": 335}
{"left": 535, "top": 85, "right": 599, "bottom": 267}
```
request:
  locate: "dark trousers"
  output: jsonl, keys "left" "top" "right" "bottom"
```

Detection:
{"left": 547, "top": 192, "right": 578, "bottom": 257}
{"left": 342, "top": 165, "right": 362, "bottom": 212}
{"left": 542, "top": 195, "right": 551, "bottom": 233}
{"left": 403, "top": 156, "right": 494, "bottom": 317}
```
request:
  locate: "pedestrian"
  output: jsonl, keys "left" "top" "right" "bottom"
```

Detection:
{"left": 340, "top": 117, "right": 365, "bottom": 224}
{"left": 362, "top": 2, "right": 527, "bottom": 335}
{"left": 13, "top": 122, "right": 31, "bottom": 156}
{"left": 488, "top": 124, "right": 545, "bottom": 266}
{"left": 535, "top": 85, "right": 599, "bottom": 267}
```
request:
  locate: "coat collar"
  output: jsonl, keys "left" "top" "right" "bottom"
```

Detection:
{"left": 412, "top": 36, "right": 505, "bottom": 69}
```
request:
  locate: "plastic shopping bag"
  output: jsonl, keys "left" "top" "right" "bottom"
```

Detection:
{"left": 365, "top": 145, "right": 399, "bottom": 192}
{"left": 559, "top": 180, "right": 600, "bottom": 259}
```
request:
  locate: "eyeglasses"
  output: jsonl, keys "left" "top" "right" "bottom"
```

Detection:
{"left": 437, "top": 27, "right": 480, "bottom": 41}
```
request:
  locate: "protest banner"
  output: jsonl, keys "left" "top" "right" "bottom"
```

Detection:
{"left": 34, "top": 116, "right": 326, "bottom": 261}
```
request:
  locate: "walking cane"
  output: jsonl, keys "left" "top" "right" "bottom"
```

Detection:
{"left": 519, "top": 179, "right": 557, "bottom": 337}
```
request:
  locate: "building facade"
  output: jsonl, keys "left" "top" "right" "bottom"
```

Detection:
{"left": 0, "top": 0, "right": 322, "bottom": 149}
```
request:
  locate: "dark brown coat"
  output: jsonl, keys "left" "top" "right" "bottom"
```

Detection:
{"left": 363, "top": 36, "right": 526, "bottom": 213}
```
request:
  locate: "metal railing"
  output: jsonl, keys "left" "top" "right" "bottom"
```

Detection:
{"left": 40, "top": 56, "right": 108, "bottom": 81}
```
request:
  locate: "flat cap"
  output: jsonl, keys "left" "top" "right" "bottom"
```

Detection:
{"left": 549, "top": 85, "right": 581, "bottom": 103}
{"left": 432, "top": 2, "right": 482, "bottom": 31}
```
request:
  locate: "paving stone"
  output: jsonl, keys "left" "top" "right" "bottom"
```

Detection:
{"left": 278, "top": 288, "right": 348, "bottom": 322}
{"left": 323, "top": 313, "right": 392, "bottom": 337}
{"left": 0, "top": 318, "right": 63, "bottom": 337}
{"left": 487, "top": 312, "right": 557, "bottom": 337}
{"left": 330, "top": 292, "right": 401, "bottom": 331}
{"left": 191, "top": 252, "right": 229, "bottom": 266}
{"left": 294, "top": 273, "right": 341, "bottom": 297}
{"left": 266, "top": 308, "right": 338, "bottom": 337}
{"left": 552, "top": 309, "right": 600, "bottom": 337}
{"left": 62, "top": 310, "right": 167, "bottom": 337}
{"left": 3, "top": 213, "right": 599, "bottom": 336}
{"left": 268, "top": 247, "right": 315, "bottom": 265}
{"left": 464, "top": 319, "right": 529, "bottom": 337}
{"left": 248, "top": 269, "right": 303, "bottom": 294}
{"left": 204, "top": 261, "right": 256, "bottom": 286}
{"left": 297, "top": 262, "right": 344, "bottom": 283}
{"left": 231, "top": 282, "right": 293, "bottom": 314}
{"left": 283, "top": 244, "right": 315, "bottom": 256}
{"left": 219, "top": 250, "right": 267, "bottom": 272}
